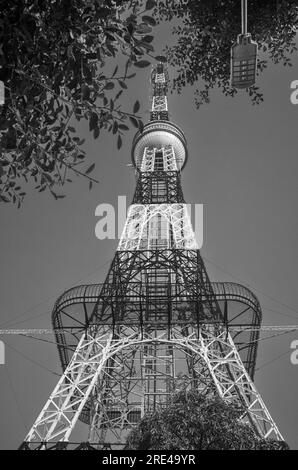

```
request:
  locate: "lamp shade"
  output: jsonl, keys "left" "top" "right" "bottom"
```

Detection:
{"left": 230, "top": 33, "right": 258, "bottom": 89}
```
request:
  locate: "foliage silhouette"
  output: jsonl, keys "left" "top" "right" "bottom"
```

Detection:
{"left": 0, "top": 0, "right": 157, "bottom": 205}
{"left": 125, "top": 380, "right": 289, "bottom": 450}
{"left": 156, "top": 0, "right": 298, "bottom": 107}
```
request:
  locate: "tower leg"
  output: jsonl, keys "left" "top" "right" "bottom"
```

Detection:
{"left": 22, "top": 326, "right": 283, "bottom": 449}
{"left": 188, "top": 326, "right": 283, "bottom": 440}
{"left": 23, "top": 328, "right": 114, "bottom": 447}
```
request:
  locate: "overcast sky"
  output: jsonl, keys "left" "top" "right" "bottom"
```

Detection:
{"left": 0, "top": 20, "right": 298, "bottom": 449}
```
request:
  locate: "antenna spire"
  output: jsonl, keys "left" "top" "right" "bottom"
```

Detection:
{"left": 150, "top": 62, "right": 169, "bottom": 121}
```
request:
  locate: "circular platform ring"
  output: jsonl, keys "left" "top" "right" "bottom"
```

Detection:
{"left": 131, "top": 120, "right": 188, "bottom": 171}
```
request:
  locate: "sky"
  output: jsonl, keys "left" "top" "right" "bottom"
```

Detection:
{"left": 0, "top": 15, "right": 298, "bottom": 449}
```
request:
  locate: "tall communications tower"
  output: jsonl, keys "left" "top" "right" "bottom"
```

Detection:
{"left": 21, "top": 64, "right": 283, "bottom": 450}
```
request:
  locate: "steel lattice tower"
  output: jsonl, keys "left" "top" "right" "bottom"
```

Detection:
{"left": 21, "top": 63, "right": 283, "bottom": 450}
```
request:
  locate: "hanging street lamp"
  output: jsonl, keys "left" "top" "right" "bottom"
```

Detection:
{"left": 230, "top": 0, "right": 258, "bottom": 89}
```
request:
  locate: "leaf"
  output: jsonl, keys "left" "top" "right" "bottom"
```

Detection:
{"left": 138, "top": 42, "right": 154, "bottom": 53}
{"left": 86, "top": 163, "right": 95, "bottom": 174}
{"left": 135, "top": 23, "right": 152, "bottom": 34}
{"left": 138, "top": 120, "right": 144, "bottom": 133}
{"left": 129, "top": 116, "right": 139, "bottom": 128}
{"left": 117, "top": 134, "right": 122, "bottom": 150}
{"left": 118, "top": 124, "right": 129, "bottom": 131}
{"left": 127, "top": 23, "right": 134, "bottom": 36}
{"left": 143, "top": 35, "right": 154, "bottom": 43}
{"left": 119, "top": 80, "right": 127, "bottom": 89}
{"left": 104, "top": 82, "right": 115, "bottom": 90}
{"left": 133, "top": 100, "right": 140, "bottom": 113}
{"left": 134, "top": 60, "right": 151, "bottom": 68}
{"left": 146, "top": 0, "right": 155, "bottom": 10}
{"left": 89, "top": 112, "right": 98, "bottom": 131}
{"left": 142, "top": 15, "right": 156, "bottom": 26}
{"left": 81, "top": 83, "right": 90, "bottom": 100}
{"left": 89, "top": 180, "right": 93, "bottom": 191}
{"left": 94, "top": 126, "right": 100, "bottom": 139}
{"left": 112, "top": 121, "right": 118, "bottom": 134}
{"left": 133, "top": 45, "right": 144, "bottom": 56}
{"left": 155, "top": 55, "right": 167, "bottom": 63}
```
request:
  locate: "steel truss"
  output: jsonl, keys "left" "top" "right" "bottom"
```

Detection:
{"left": 140, "top": 145, "right": 178, "bottom": 173}
{"left": 22, "top": 325, "right": 282, "bottom": 449}
{"left": 118, "top": 205, "right": 197, "bottom": 251}
{"left": 51, "top": 279, "right": 262, "bottom": 382}
{"left": 133, "top": 171, "right": 185, "bottom": 204}
{"left": 150, "top": 63, "right": 169, "bottom": 121}
{"left": 95, "top": 249, "right": 221, "bottom": 324}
